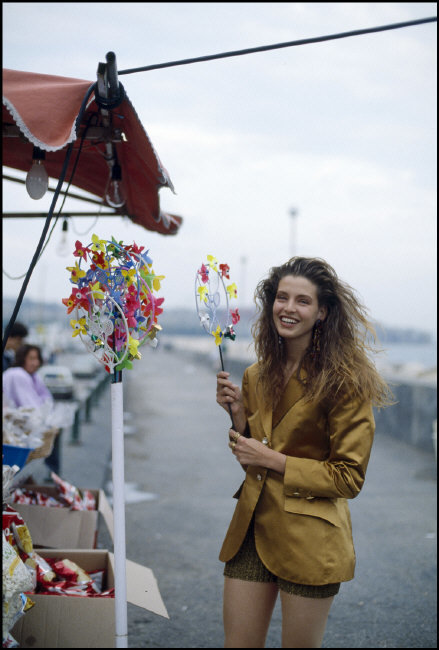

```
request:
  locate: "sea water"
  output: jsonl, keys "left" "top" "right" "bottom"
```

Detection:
{"left": 380, "top": 341, "right": 437, "bottom": 368}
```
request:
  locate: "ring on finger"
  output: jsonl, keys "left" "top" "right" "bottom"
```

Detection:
{"left": 231, "top": 441, "right": 236, "bottom": 451}
{"left": 234, "top": 432, "right": 241, "bottom": 442}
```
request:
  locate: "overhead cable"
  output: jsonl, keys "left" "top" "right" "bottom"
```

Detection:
{"left": 118, "top": 16, "right": 437, "bottom": 76}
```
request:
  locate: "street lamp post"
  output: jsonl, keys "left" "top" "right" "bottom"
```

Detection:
{"left": 289, "top": 208, "right": 298, "bottom": 257}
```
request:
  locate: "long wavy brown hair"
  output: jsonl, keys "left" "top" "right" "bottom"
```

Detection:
{"left": 252, "top": 257, "right": 394, "bottom": 408}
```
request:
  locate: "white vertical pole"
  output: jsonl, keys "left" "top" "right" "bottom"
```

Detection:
{"left": 111, "top": 377, "right": 128, "bottom": 648}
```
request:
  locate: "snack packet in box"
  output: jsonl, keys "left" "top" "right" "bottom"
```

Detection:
{"left": 51, "top": 472, "right": 96, "bottom": 511}
{"left": 2, "top": 533, "right": 35, "bottom": 644}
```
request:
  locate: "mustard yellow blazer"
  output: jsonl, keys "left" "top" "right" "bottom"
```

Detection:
{"left": 219, "top": 362, "right": 375, "bottom": 585}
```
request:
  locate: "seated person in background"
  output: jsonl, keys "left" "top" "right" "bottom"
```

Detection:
{"left": 3, "top": 344, "right": 52, "bottom": 408}
{"left": 3, "top": 344, "right": 61, "bottom": 479}
{"left": 2, "top": 321, "right": 29, "bottom": 372}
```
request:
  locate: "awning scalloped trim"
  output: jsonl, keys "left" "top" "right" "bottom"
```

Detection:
{"left": 2, "top": 94, "right": 94, "bottom": 153}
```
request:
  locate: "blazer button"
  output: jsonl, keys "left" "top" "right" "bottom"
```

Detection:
{"left": 256, "top": 474, "right": 262, "bottom": 481}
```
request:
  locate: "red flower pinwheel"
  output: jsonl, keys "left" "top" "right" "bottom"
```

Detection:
{"left": 125, "top": 308, "right": 138, "bottom": 329}
{"left": 198, "top": 264, "right": 209, "bottom": 284}
{"left": 140, "top": 293, "right": 152, "bottom": 317}
{"left": 219, "top": 263, "right": 230, "bottom": 279}
{"left": 125, "top": 241, "right": 145, "bottom": 255}
{"left": 152, "top": 295, "right": 165, "bottom": 321}
{"left": 90, "top": 251, "right": 109, "bottom": 270}
{"left": 231, "top": 308, "right": 240, "bottom": 325}
{"left": 73, "top": 240, "right": 92, "bottom": 262}
{"left": 62, "top": 288, "right": 90, "bottom": 314}
{"left": 62, "top": 294, "right": 76, "bottom": 314}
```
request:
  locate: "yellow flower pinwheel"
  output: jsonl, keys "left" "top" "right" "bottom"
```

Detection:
{"left": 212, "top": 325, "right": 223, "bottom": 346}
{"left": 70, "top": 317, "right": 87, "bottom": 337}
{"left": 128, "top": 335, "right": 141, "bottom": 360}
{"left": 66, "top": 261, "right": 86, "bottom": 284}
{"left": 198, "top": 285, "right": 208, "bottom": 304}
{"left": 150, "top": 269, "right": 165, "bottom": 291}
{"left": 89, "top": 281, "right": 105, "bottom": 300}
{"left": 90, "top": 233, "right": 106, "bottom": 253}
{"left": 226, "top": 283, "right": 238, "bottom": 300}
{"left": 207, "top": 255, "right": 218, "bottom": 272}
{"left": 121, "top": 268, "right": 137, "bottom": 286}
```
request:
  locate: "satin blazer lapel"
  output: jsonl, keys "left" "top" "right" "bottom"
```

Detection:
{"left": 272, "top": 373, "right": 306, "bottom": 431}
{"left": 249, "top": 371, "right": 272, "bottom": 438}
{"left": 248, "top": 367, "right": 305, "bottom": 437}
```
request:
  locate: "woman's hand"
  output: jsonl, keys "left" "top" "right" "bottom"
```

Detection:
{"left": 216, "top": 371, "right": 246, "bottom": 433}
{"left": 228, "top": 429, "right": 286, "bottom": 475}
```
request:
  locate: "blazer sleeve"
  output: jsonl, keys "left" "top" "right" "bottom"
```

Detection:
{"left": 283, "top": 393, "right": 375, "bottom": 499}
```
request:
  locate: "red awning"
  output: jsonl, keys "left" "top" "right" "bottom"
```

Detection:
{"left": 2, "top": 68, "right": 182, "bottom": 235}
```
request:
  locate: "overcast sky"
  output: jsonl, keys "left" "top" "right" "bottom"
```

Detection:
{"left": 2, "top": 2, "right": 437, "bottom": 337}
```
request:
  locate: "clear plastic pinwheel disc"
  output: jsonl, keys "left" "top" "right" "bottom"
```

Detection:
{"left": 195, "top": 256, "right": 240, "bottom": 347}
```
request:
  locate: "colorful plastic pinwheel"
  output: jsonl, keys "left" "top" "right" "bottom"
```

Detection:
{"left": 62, "top": 235, "right": 164, "bottom": 373}
{"left": 195, "top": 255, "right": 240, "bottom": 347}
{"left": 195, "top": 255, "right": 240, "bottom": 426}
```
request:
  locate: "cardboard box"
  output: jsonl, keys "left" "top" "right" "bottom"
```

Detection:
{"left": 11, "top": 485, "right": 114, "bottom": 549}
{"left": 11, "top": 548, "right": 169, "bottom": 648}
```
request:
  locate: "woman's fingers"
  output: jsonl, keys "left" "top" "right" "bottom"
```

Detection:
{"left": 216, "top": 378, "right": 240, "bottom": 401}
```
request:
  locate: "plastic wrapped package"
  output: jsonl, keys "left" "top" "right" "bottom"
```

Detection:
{"left": 51, "top": 472, "right": 96, "bottom": 511}
{"left": 2, "top": 401, "right": 76, "bottom": 449}
{"left": 2, "top": 407, "right": 45, "bottom": 449}
{"left": 2, "top": 533, "right": 35, "bottom": 644}
{"left": 2, "top": 465, "right": 20, "bottom": 502}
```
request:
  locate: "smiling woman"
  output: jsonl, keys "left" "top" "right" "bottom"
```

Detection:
{"left": 215, "top": 256, "right": 395, "bottom": 648}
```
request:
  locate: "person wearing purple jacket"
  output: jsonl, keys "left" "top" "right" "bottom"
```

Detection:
{"left": 3, "top": 344, "right": 52, "bottom": 408}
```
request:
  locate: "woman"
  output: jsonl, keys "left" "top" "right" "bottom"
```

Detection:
{"left": 3, "top": 344, "right": 52, "bottom": 408}
{"left": 216, "top": 257, "right": 393, "bottom": 648}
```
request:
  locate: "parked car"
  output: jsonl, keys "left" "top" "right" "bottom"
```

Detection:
{"left": 38, "top": 365, "right": 74, "bottom": 400}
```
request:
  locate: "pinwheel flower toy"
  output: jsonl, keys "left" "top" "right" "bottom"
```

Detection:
{"left": 195, "top": 255, "right": 240, "bottom": 427}
{"left": 63, "top": 234, "right": 164, "bottom": 374}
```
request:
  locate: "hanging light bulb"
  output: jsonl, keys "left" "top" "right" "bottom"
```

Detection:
{"left": 57, "top": 218, "right": 71, "bottom": 257}
{"left": 26, "top": 147, "right": 49, "bottom": 200}
{"left": 105, "top": 161, "right": 126, "bottom": 208}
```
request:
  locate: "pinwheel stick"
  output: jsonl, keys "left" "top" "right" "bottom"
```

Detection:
{"left": 218, "top": 344, "right": 236, "bottom": 431}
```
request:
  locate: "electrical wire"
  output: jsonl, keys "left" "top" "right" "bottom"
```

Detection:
{"left": 70, "top": 201, "right": 104, "bottom": 237}
{"left": 118, "top": 16, "right": 437, "bottom": 76}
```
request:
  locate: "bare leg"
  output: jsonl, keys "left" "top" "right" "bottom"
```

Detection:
{"left": 280, "top": 591, "right": 335, "bottom": 648}
{"left": 223, "top": 577, "right": 279, "bottom": 648}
